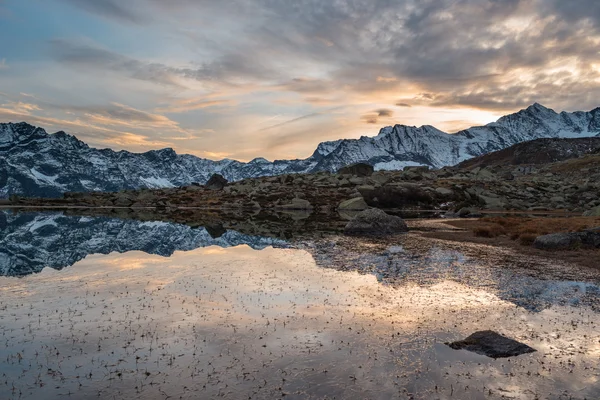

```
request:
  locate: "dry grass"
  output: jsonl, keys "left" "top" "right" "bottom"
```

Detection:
{"left": 549, "top": 153, "right": 600, "bottom": 173}
{"left": 473, "top": 224, "right": 506, "bottom": 238}
{"left": 448, "top": 216, "right": 600, "bottom": 246}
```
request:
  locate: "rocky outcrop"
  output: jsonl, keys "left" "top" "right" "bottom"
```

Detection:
{"left": 337, "top": 163, "right": 374, "bottom": 177}
{"left": 338, "top": 197, "right": 369, "bottom": 211}
{"left": 205, "top": 174, "right": 228, "bottom": 190}
{"left": 361, "top": 183, "right": 434, "bottom": 208}
{"left": 447, "top": 330, "right": 536, "bottom": 358}
{"left": 458, "top": 137, "right": 600, "bottom": 169}
{"left": 344, "top": 209, "right": 408, "bottom": 236}
{"left": 583, "top": 206, "right": 600, "bottom": 217}
{"left": 10, "top": 141, "right": 600, "bottom": 216}
{"left": 533, "top": 228, "right": 600, "bottom": 250}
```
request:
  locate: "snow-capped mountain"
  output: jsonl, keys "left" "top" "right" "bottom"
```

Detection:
{"left": 0, "top": 211, "right": 287, "bottom": 276}
{"left": 2, "top": 103, "right": 600, "bottom": 198}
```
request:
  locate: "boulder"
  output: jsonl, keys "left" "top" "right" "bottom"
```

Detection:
{"left": 533, "top": 232, "right": 581, "bottom": 250}
{"left": 401, "top": 169, "right": 424, "bottom": 181}
{"left": 348, "top": 177, "right": 365, "bottom": 185}
{"left": 501, "top": 171, "right": 515, "bottom": 181}
{"left": 583, "top": 206, "right": 600, "bottom": 217}
{"left": 205, "top": 174, "right": 228, "bottom": 190}
{"left": 403, "top": 166, "right": 429, "bottom": 172}
{"left": 279, "top": 175, "right": 294, "bottom": 184}
{"left": 362, "top": 183, "right": 433, "bottom": 208}
{"left": 338, "top": 209, "right": 362, "bottom": 221}
{"left": 435, "top": 187, "right": 454, "bottom": 197}
{"left": 447, "top": 330, "right": 536, "bottom": 358}
{"left": 477, "top": 168, "right": 497, "bottom": 181}
{"left": 478, "top": 194, "right": 506, "bottom": 210}
{"left": 63, "top": 192, "right": 88, "bottom": 199}
{"left": 356, "top": 185, "right": 376, "bottom": 199}
{"left": 344, "top": 208, "right": 408, "bottom": 236}
{"left": 338, "top": 197, "right": 369, "bottom": 211}
{"left": 338, "top": 163, "right": 374, "bottom": 177}
{"left": 113, "top": 195, "right": 133, "bottom": 207}
{"left": 370, "top": 173, "right": 390, "bottom": 185}
{"left": 458, "top": 207, "right": 472, "bottom": 217}
{"left": 185, "top": 185, "right": 204, "bottom": 192}
{"left": 277, "top": 198, "right": 314, "bottom": 210}
{"left": 338, "top": 178, "right": 352, "bottom": 187}
{"left": 533, "top": 228, "right": 600, "bottom": 250}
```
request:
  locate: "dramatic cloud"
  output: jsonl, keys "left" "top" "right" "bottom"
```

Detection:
{"left": 2, "top": 0, "right": 600, "bottom": 160}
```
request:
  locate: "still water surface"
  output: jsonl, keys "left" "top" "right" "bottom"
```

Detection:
{"left": 0, "top": 211, "right": 599, "bottom": 399}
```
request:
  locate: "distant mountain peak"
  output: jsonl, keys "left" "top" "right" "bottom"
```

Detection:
{"left": 2, "top": 103, "right": 600, "bottom": 198}
{"left": 526, "top": 102, "right": 554, "bottom": 113}
{"left": 250, "top": 157, "right": 270, "bottom": 164}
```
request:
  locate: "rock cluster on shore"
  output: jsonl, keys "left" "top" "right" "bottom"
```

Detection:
{"left": 12, "top": 150, "right": 600, "bottom": 219}
{"left": 344, "top": 208, "right": 409, "bottom": 236}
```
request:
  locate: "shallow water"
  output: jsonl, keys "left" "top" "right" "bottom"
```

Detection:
{"left": 1, "top": 212, "right": 600, "bottom": 399}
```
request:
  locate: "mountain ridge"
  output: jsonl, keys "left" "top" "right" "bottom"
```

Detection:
{"left": 2, "top": 103, "right": 600, "bottom": 198}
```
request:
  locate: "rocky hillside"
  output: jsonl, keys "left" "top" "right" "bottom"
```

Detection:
{"left": 457, "top": 137, "right": 600, "bottom": 169}
{"left": 2, "top": 103, "right": 600, "bottom": 198}
{"left": 14, "top": 139, "right": 600, "bottom": 216}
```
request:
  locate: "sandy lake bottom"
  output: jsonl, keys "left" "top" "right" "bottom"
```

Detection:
{"left": 1, "top": 217, "right": 600, "bottom": 399}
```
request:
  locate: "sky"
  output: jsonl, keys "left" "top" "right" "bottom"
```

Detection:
{"left": 1, "top": 0, "right": 600, "bottom": 162}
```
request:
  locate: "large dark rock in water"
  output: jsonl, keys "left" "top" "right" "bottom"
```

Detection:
{"left": 338, "top": 163, "right": 374, "bottom": 177}
{"left": 344, "top": 208, "right": 408, "bottom": 236}
{"left": 447, "top": 330, "right": 536, "bottom": 358}
{"left": 533, "top": 228, "right": 600, "bottom": 250}
{"left": 205, "top": 174, "right": 228, "bottom": 190}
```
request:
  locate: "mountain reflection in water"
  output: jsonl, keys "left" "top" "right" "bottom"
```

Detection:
{"left": 1, "top": 241, "right": 600, "bottom": 400}
{"left": 0, "top": 210, "right": 288, "bottom": 276}
{"left": 2, "top": 210, "right": 599, "bottom": 315}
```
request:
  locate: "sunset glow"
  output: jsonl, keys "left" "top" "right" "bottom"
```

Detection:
{"left": 1, "top": 0, "right": 599, "bottom": 161}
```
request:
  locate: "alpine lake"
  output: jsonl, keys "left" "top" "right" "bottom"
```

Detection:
{"left": 1, "top": 208, "right": 599, "bottom": 400}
